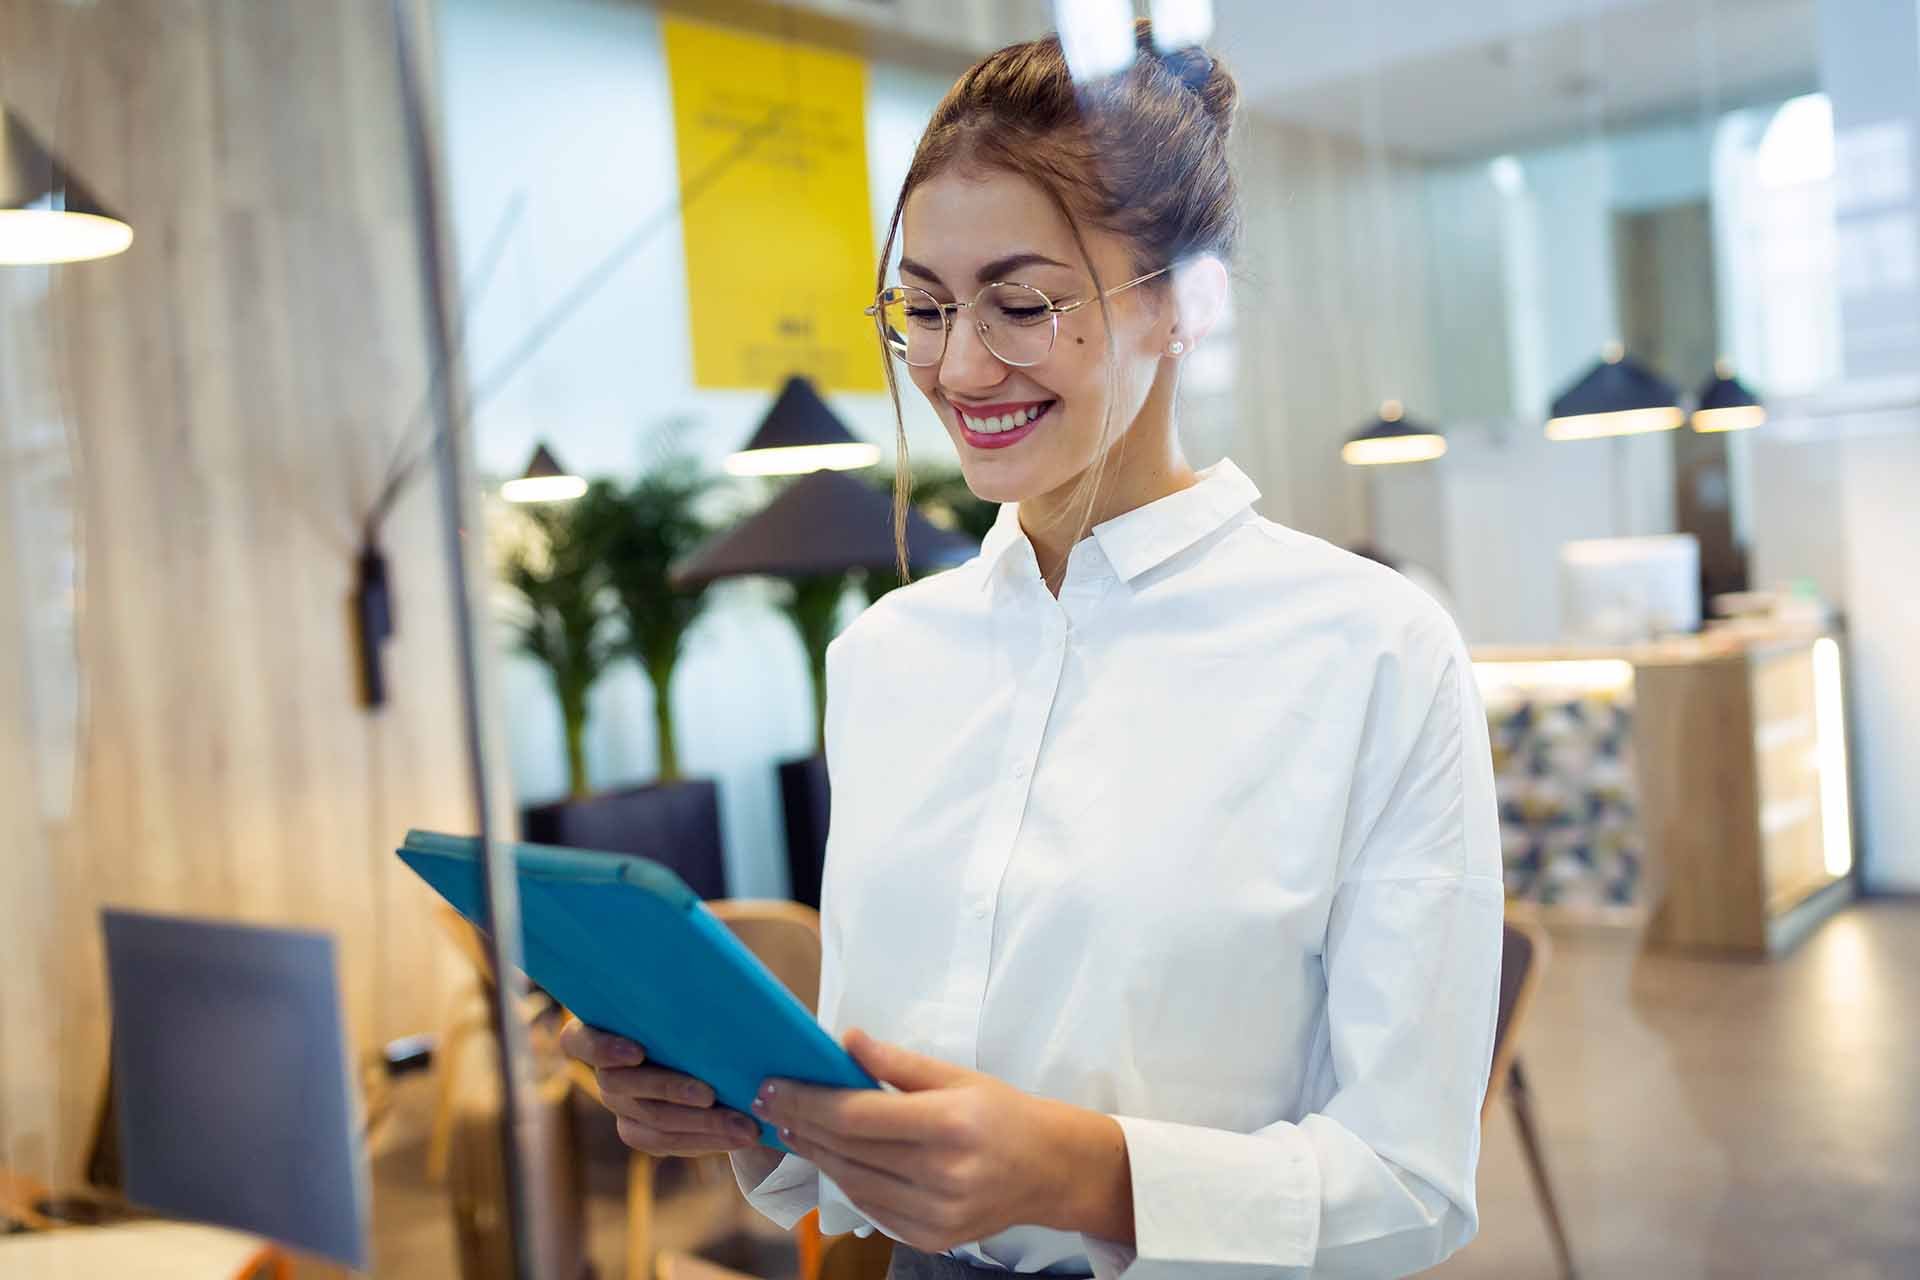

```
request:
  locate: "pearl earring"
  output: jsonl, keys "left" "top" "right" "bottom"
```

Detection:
{"left": 1168, "top": 340, "right": 1186, "bottom": 356}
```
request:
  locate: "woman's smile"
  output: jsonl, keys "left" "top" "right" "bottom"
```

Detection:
{"left": 952, "top": 398, "right": 1057, "bottom": 449}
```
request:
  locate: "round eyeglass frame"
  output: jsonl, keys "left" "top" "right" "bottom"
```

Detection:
{"left": 864, "top": 266, "right": 1170, "bottom": 368}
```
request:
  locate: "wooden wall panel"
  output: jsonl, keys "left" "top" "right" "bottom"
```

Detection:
{"left": 0, "top": 0, "right": 476, "bottom": 1182}
{"left": 1231, "top": 115, "right": 1444, "bottom": 549}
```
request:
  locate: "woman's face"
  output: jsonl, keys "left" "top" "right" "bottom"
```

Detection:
{"left": 896, "top": 167, "right": 1174, "bottom": 507}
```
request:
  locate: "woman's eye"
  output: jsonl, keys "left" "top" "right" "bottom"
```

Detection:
{"left": 996, "top": 306, "right": 1050, "bottom": 324}
{"left": 903, "top": 307, "right": 944, "bottom": 326}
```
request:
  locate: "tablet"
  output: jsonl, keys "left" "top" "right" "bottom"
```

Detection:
{"left": 396, "top": 829, "right": 876, "bottom": 1152}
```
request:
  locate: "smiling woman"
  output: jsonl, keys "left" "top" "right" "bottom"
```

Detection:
{"left": 864, "top": 20, "right": 1239, "bottom": 594}
{"left": 567, "top": 16, "right": 1504, "bottom": 1280}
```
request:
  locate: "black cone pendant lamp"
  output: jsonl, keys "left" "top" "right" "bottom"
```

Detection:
{"left": 1545, "top": 342, "right": 1686, "bottom": 441}
{"left": 1691, "top": 360, "right": 1766, "bottom": 433}
{"left": 1, "top": 106, "right": 132, "bottom": 266}
{"left": 1341, "top": 400, "right": 1447, "bottom": 466}
{"left": 724, "top": 374, "right": 882, "bottom": 477}
{"left": 501, "top": 444, "right": 587, "bottom": 504}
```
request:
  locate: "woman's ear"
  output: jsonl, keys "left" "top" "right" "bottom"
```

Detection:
{"left": 1169, "top": 255, "right": 1230, "bottom": 347}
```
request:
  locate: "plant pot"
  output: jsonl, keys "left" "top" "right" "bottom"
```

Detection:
{"left": 778, "top": 754, "right": 831, "bottom": 909}
{"left": 521, "top": 778, "right": 727, "bottom": 900}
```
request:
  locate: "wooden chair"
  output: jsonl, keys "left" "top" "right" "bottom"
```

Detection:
{"left": 578, "top": 899, "right": 831, "bottom": 1280}
{"left": 443, "top": 1051, "right": 588, "bottom": 1280}
{"left": 426, "top": 904, "right": 566, "bottom": 1182}
{"left": 1486, "top": 919, "right": 1576, "bottom": 1280}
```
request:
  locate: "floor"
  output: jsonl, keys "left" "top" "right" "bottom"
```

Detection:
{"left": 1434, "top": 899, "right": 1920, "bottom": 1279}
{"left": 366, "top": 900, "right": 1920, "bottom": 1279}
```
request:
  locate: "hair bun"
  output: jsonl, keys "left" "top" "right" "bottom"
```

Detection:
{"left": 1131, "top": 19, "right": 1237, "bottom": 137}
{"left": 1158, "top": 45, "right": 1214, "bottom": 95}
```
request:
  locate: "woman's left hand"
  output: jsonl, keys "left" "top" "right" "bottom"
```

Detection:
{"left": 752, "top": 1027, "right": 1073, "bottom": 1252}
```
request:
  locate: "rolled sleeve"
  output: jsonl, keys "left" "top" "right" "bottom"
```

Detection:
{"left": 730, "top": 1151, "right": 820, "bottom": 1231}
{"left": 1082, "top": 640, "right": 1504, "bottom": 1279}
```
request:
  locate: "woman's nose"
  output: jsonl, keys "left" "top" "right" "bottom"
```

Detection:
{"left": 938, "top": 313, "right": 1007, "bottom": 396}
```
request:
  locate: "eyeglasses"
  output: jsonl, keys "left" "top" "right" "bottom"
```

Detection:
{"left": 865, "top": 267, "right": 1169, "bottom": 368}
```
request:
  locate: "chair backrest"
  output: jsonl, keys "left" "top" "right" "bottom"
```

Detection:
{"left": 706, "top": 900, "right": 823, "bottom": 1013}
{"left": 1485, "top": 918, "right": 1550, "bottom": 1119}
{"left": 99, "top": 909, "right": 368, "bottom": 1269}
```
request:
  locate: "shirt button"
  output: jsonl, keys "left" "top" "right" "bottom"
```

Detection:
{"left": 973, "top": 902, "right": 989, "bottom": 919}
{"left": 1012, "top": 761, "right": 1028, "bottom": 778}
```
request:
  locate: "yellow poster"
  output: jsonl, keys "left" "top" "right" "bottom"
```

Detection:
{"left": 663, "top": 16, "right": 881, "bottom": 392}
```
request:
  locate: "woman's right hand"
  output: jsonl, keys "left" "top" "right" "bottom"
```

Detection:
{"left": 560, "top": 1018, "right": 763, "bottom": 1157}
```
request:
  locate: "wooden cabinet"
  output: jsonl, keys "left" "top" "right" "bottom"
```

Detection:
{"left": 1634, "top": 636, "right": 1854, "bottom": 955}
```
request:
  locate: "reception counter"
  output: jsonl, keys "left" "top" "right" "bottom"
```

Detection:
{"left": 1473, "top": 628, "right": 1856, "bottom": 956}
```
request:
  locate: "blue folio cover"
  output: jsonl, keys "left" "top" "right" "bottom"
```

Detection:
{"left": 397, "top": 829, "right": 876, "bottom": 1152}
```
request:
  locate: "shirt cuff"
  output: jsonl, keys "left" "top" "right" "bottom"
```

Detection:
{"left": 729, "top": 1149, "right": 818, "bottom": 1230}
{"left": 1092, "top": 1113, "right": 1321, "bottom": 1277}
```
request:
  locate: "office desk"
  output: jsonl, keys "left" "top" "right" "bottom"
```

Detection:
{"left": 1474, "top": 628, "right": 1857, "bottom": 955}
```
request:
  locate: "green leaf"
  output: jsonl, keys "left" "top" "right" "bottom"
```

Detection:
{"left": 496, "top": 479, "right": 626, "bottom": 795}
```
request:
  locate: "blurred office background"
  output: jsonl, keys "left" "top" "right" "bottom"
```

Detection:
{"left": 1, "top": 0, "right": 1916, "bottom": 1277}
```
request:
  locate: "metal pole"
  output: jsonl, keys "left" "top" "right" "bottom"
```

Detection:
{"left": 386, "top": 1, "right": 546, "bottom": 1274}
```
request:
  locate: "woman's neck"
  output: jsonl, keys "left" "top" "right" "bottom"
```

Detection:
{"left": 1018, "top": 389, "right": 1199, "bottom": 596}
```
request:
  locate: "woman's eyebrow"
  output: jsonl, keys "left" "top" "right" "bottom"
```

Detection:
{"left": 899, "top": 257, "right": 942, "bottom": 284}
{"left": 897, "top": 252, "right": 1074, "bottom": 286}
{"left": 976, "top": 251, "right": 1072, "bottom": 281}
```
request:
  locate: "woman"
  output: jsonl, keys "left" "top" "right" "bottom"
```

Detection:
{"left": 565, "top": 21, "right": 1503, "bottom": 1279}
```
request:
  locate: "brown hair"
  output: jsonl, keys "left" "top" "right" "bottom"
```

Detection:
{"left": 878, "top": 18, "right": 1243, "bottom": 578}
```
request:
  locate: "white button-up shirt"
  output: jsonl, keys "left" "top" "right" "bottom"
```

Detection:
{"left": 735, "top": 458, "right": 1504, "bottom": 1277}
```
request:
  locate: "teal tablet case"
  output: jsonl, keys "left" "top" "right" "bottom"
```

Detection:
{"left": 397, "top": 829, "right": 876, "bottom": 1152}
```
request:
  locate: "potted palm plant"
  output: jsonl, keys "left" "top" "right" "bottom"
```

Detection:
{"left": 604, "top": 458, "right": 717, "bottom": 784}
{"left": 497, "top": 479, "right": 623, "bottom": 801}
{"left": 501, "top": 465, "right": 730, "bottom": 899}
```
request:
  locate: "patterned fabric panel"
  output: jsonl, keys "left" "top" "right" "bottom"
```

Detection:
{"left": 1485, "top": 686, "right": 1642, "bottom": 906}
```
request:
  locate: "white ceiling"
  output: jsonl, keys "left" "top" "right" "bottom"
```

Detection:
{"left": 1210, "top": 0, "right": 1819, "bottom": 158}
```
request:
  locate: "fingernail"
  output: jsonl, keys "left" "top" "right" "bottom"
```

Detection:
{"left": 779, "top": 1126, "right": 793, "bottom": 1141}
{"left": 751, "top": 1097, "right": 767, "bottom": 1114}
{"left": 759, "top": 1081, "right": 777, "bottom": 1099}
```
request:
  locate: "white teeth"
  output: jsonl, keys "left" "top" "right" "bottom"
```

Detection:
{"left": 963, "top": 403, "right": 1048, "bottom": 434}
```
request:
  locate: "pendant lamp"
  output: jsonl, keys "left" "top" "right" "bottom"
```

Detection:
{"left": 1691, "top": 359, "right": 1766, "bottom": 433}
{"left": 1, "top": 106, "right": 133, "bottom": 265}
{"left": 1546, "top": 343, "right": 1686, "bottom": 441}
{"left": 725, "top": 374, "right": 881, "bottom": 477}
{"left": 1342, "top": 400, "right": 1447, "bottom": 466}
{"left": 501, "top": 444, "right": 587, "bottom": 503}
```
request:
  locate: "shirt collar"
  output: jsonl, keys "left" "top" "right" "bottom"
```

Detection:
{"left": 975, "top": 458, "right": 1261, "bottom": 590}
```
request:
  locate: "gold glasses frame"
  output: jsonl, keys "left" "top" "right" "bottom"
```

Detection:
{"left": 864, "top": 266, "right": 1170, "bottom": 368}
